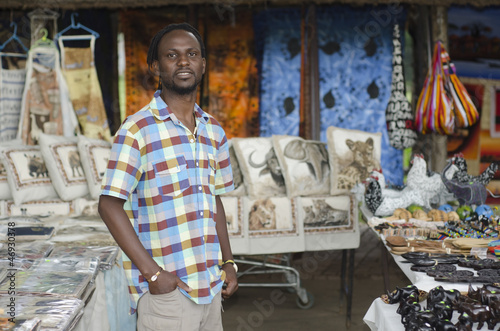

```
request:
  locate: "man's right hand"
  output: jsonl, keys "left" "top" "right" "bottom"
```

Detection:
{"left": 148, "top": 270, "right": 192, "bottom": 295}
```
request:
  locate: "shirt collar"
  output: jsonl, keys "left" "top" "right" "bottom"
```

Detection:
{"left": 150, "top": 90, "right": 209, "bottom": 125}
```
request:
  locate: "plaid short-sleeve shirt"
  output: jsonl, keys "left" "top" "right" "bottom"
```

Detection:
{"left": 101, "top": 91, "right": 234, "bottom": 312}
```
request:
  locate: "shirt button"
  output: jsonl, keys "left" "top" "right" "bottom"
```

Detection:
{"left": 198, "top": 186, "right": 202, "bottom": 191}
{"left": 200, "top": 212, "right": 203, "bottom": 216}
{"left": 190, "top": 139, "right": 194, "bottom": 143}
{"left": 196, "top": 162, "right": 199, "bottom": 166}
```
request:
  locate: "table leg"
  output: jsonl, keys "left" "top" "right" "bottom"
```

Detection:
{"left": 346, "top": 249, "right": 355, "bottom": 329}
{"left": 340, "top": 249, "right": 347, "bottom": 307}
{"left": 380, "top": 240, "right": 390, "bottom": 293}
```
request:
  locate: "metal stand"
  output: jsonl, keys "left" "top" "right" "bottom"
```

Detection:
{"left": 339, "top": 249, "right": 355, "bottom": 329}
{"left": 235, "top": 254, "right": 314, "bottom": 309}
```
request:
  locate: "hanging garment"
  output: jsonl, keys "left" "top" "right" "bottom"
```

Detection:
{"left": 59, "top": 37, "right": 111, "bottom": 142}
{"left": 253, "top": 9, "right": 302, "bottom": 137}
{"left": 204, "top": 12, "right": 259, "bottom": 139}
{"left": 316, "top": 5, "right": 405, "bottom": 186}
{"left": 0, "top": 56, "right": 26, "bottom": 142}
{"left": 385, "top": 23, "right": 417, "bottom": 150}
{"left": 17, "top": 45, "right": 78, "bottom": 145}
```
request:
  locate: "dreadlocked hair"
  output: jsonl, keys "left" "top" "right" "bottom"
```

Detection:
{"left": 146, "top": 22, "right": 206, "bottom": 69}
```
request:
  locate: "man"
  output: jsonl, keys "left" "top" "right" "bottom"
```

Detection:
{"left": 98, "top": 22, "right": 238, "bottom": 330}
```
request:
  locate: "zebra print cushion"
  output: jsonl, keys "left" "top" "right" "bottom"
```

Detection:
{"left": 77, "top": 135, "right": 111, "bottom": 200}
{"left": 39, "top": 133, "right": 89, "bottom": 201}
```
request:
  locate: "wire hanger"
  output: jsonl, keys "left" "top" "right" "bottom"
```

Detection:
{"left": 0, "top": 22, "right": 29, "bottom": 53}
{"left": 31, "top": 28, "right": 57, "bottom": 49}
{"left": 55, "top": 13, "right": 100, "bottom": 41}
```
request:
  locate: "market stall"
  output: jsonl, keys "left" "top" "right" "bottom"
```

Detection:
{"left": 1, "top": 2, "right": 500, "bottom": 331}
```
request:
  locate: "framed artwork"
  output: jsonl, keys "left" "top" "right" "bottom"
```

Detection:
{"left": 490, "top": 86, "right": 500, "bottom": 138}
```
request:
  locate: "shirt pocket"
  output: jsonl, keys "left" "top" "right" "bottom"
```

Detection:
{"left": 207, "top": 154, "right": 216, "bottom": 194}
{"left": 153, "top": 156, "right": 190, "bottom": 198}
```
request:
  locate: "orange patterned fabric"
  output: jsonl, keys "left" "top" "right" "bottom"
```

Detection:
{"left": 120, "top": 10, "right": 180, "bottom": 119}
{"left": 203, "top": 13, "right": 259, "bottom": 138}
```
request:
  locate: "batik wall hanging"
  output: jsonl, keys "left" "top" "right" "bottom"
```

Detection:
{"left": 316, "top": 5, "right": 405, "bottom": 186}
{"left": 58, "top": 36, "right": 111, "bottom": 142}
{"left": 0, "top": 57, "right": 26, "bottom": 142}
{"left": 204, "top": 11, "right": 259, "bottom": 138}
{"left": 120, "top": 10, "right": 182, "bottom": 119}
{"left": 17, "top": 42, "right": 78, "bottom": 145}
{"left": 253, "top": 8, "right": 301, "bottom": 137}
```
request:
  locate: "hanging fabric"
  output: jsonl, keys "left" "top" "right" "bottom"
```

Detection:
{"left": 17, "top": 30, "right": 78, "bottom": 145}
{"left": 316, "top": 5, "right": 405, "bottom": 186}
{"left": 253, "top": 8, "right": 302, "bottom": 137}
{"left": 385, "top": 23, "right": 417, "bottom": 150}
{"left": 415, "top": 41, "right": 478, "bottom": 135}
{"left": 0, "top": 22, "right": 28, "bottom": 142}
{"left": 58, "top": 35, "right": 111, "bottom": 142}
{"left": 0, "top": 57, "right": 26, "bottom": 142}
{"left": 204, "top": 10, "right": 259, "bottom": 139}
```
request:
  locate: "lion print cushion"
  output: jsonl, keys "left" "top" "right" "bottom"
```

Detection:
{"left": 273, "top": 135, "right": 330, "bottom": 197}
{"left": 77, "top": 134, "right": 111, "bottom": 200}
{"left": 0, "top": 143, "right": 58, "bottom": 205}
{"left": 39, "top": 133, "right": 89, "bottom": 201}
{"left": 232, "top": 137, "right": 286, "bottom": 199}
{"left": 327, "top": 126, "right": 382, "bottom": 196}
{"left": 243, "top": 196, "right": 304, "bottom": 254}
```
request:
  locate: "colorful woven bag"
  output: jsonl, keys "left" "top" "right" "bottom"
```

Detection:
{"left": 415, "top": 41, "right": 454, "bottom": 135}
{"left": 440, "top": 45, "right": 479, "bottom": 128}
{"left": 415, "top": 41, "right": 479, "bottom": 135}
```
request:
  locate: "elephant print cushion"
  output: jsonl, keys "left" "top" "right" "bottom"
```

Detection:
{"left": 326, "top": 126, "right": 382, "bottom": 196}
{"left": 272, "top": 135, "right": 330, "bottom": 197}
{"left": 38, "top": 133, "right": 89, "bottom": 201}
{"left": 232, "top": 137, "right": 286, "bottom": 200}
{"left": 0, "top": 143, "right": 58, "bottom": 205}
{"left": 77, "top": 134, "right": 112, "bottom": 200}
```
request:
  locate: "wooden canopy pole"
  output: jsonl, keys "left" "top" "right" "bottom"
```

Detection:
{"left": 430, "top": 5, "right": 448, "bottom": 173}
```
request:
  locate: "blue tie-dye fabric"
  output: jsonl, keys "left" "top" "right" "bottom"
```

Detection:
{"left": 253, "top": 9, "right": 302, "bottom": 137}
{"left": 317, "top": 6, "right": 405, "bottom": 185}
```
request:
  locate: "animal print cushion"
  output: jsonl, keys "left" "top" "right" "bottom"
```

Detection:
{"left": 221, "top": 139, "right": 247, "bottom": 197}
{"left": 0, "top": 143, "right": 58, "bottom": 205}
{"left": 272, "top": 135, "right": 330, "bottom": 197}
{"left": 232, "top": 137, "right": 286, "bottom": 199}
{"left": 0, "top": 140, "right": 21, "bottom": 201}
{"left": 77, "top": 134, "right": 111, "bottom": 200}
{"left": 326, "top": 126, "right": 382, "bottom": 196}
{"left": 39, "top": 133, "right": 89, "bottom": 201}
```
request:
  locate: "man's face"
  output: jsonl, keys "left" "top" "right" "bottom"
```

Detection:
{"left": 153, "top": 29, "right": 206, "bottom": 95}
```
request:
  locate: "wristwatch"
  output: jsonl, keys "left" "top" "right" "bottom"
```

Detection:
{"left": 223, "top": 259, "right": 238, "bottom": 273}
{"left": 149, "top": 267, "right": 163, "bottom": 282}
